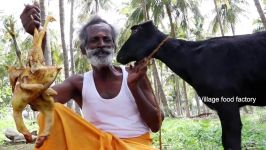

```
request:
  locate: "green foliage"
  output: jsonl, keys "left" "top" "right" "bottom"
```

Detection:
{"left": 0, "top": 84, "right": 12, "bottom": 108}
{"left": 74, "top": 52, "right": 91, "bottom": 74}
{"left": 152, "top": 118, "right": 222, "bottom": 149}
{"left": 209, "top": 0, "right": 247, "bottom": 35}
{"left": 152, "top": 110, "right": 266, "bottom": 150}
{"left": 0, "top": 15, "right": 32, "bottom": 107}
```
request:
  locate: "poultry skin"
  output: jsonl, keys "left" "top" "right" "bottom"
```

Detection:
{"left": 7, "top": 16, "right": 61, "bottom": 148}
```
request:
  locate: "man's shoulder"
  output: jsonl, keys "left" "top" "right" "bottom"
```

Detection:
{"left": 66, "top": 74, "right": 84, "bottom": 83}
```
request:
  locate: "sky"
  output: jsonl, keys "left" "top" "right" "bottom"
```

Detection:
{"left": 200, "top": 0, "right": 259, "bottom": 35}
{"left": 0, "top": 0, "right": 261, "bottom": 38}
{"left": 0, "top": 0, "right": 127, "bottom": 43}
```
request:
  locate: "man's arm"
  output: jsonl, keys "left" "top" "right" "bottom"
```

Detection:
{"left": 52, "top": 75, "right": 83, "bottom": 107}
{"left": 20, "top": 4, "right": 46, "bottom": 51}
{"left": 20, "top": 4, "right": 41, "bottom": 35}
{"left": 127, "top": 64, "right": 164, "bottom": 132}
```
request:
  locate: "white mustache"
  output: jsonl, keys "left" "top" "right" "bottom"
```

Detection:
{"left": 85, "top": 47, "right": 115, "bottom": 68}
{"left": 86, "top": 48, "right": 113, "bottom": 57}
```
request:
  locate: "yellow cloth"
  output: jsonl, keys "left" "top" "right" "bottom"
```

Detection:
{"left": 35, "top": 103, "right": 155, "bottom": 150}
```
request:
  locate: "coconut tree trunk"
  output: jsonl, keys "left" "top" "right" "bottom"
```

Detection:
{"left": 69, "top": 0, "right": 75, "bottom": 75}
{"left": 59, "top": 0, "right": 69, "bottom": 79}
{"left": 183, "top": 81, "right": 190, "bottom": 117}
{"left": 165, "top": 1, "right": 185, "bottom": 117}
{"left": 95, "top": 0, "right": 99, "bottom": 12}
{"left": 59, "top": 0, "right": 71, "bottom": 108}
{"left": 213, "top": 0, "right": 225, "bottom": 36}
{"left": 165, "top": 3, "right": 176, "bottom": 37}
{"left": 194, "top": 91, "right": 201, "bottom": 115}
{"left": 39, "top": 0, "right": 52, "bottom": 65}
{"left": 69, "top": 0, "right": 79, "bottom": 113}
{"left": 141, "top": 0, "right": 149, "bottom": 20}
{"left": 227, "top": 0, "right": 236, "bottom": 35}
{"left": 230, "top": 23, "right": 235, "bottom": 35}
{"left": 175, "top": 76, "right": 182, "bottom": 116}
{"left": 242, "top": 106, "right": 249, "bottom": 113}
{"left": 254, "top": 0, "right": 266, "bottom": 28}
{"left": 249, "top": 106, "right": 254, "bottom": 113}
{"left": 152, "top": 60, "right": 175, "bottom": 117}
{"left": 202, "top": 103, "right": 210, "bottom": 114}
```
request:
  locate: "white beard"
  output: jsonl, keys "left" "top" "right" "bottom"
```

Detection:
{"left": 85, "top": 47, "right": 115, "bottom": 68}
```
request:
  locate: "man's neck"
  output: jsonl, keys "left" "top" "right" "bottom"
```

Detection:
{"left": 92, "top": 65, "right": 121, "bottom": 80}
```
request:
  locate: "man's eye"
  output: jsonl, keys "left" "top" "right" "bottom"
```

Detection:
{"left": 103, "top": 37, "right": 113, "bottom": 43}
{"left": 89, "top": 39, "right": 98, "bottom": 43}
{"left": 104, "top": 38, "right": 112, "bottom": 42}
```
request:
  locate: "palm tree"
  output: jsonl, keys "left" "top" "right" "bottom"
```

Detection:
{"left": 69, "top": 0, "right": 75, "bottom": 75}
{"left": 252, "top": 0, "right": 266, "bottom": 32}
{"left": 59, "top": 0, "right": 72, "bottom": 108}
{"left": 68, "top": 0, "right": 82, "bottom": 114}
{"left": 253, "top": 0, "right": 266, "bottom": 28}
{"left": 210, "top": 0, "right": 247, "bottom": 36}
{"left": 213, "top": 0, "right": 225, "bottom": 36}
{"left": 174, "top": 76, "right": 182, "bottom": 116}
{"left": 183, "top": 81, "right": 190, "bottom": 117}
{"left": 3, "top": 16, "right": 24, "bottom": 67}
{"left": 76, "top": 0, "right": 112, "bottom": 22}
{"left": 59, "top": 0, "right": 70, "bottom": 79}
{"left": 39, "top": 0, "right": 52, "bottom": 65}
{"left": 165, "top": 2, "right": 176, "bottom": 37}
{"left": 194, "top": 91, "right": 201, "bottom": 115}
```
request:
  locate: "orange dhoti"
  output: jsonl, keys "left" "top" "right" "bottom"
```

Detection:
{"left": 35, "top": 103, "right": 155, "bottom": 150}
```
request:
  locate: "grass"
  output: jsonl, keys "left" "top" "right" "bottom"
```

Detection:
{"left": 0, "top": 109, "right": 265, "bottom": 150}
{"left": 152, "top": 108, "right": 266, "bottom": 150}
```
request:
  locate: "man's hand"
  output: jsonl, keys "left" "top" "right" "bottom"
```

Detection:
{"left": 127, "top": 59, "right": 149, "bottom": 86}
{"left": 20, "top": 3, "right": 41, "bottom": 35}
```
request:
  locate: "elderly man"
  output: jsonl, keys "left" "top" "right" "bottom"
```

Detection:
{"left": 20, "top": 4, "right": 163, "bottom": 150}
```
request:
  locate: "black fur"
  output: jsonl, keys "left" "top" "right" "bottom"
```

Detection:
{"left": 117, "top": 21, "right": 266, "bottom": 150}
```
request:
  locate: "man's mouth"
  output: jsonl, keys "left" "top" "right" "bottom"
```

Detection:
{"left": 93, "top": 50, "right": 110, "bottom": 57}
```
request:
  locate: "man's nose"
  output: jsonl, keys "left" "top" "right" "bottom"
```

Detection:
{"left": 98, "top": 39, "right": 107, "bottom": 48}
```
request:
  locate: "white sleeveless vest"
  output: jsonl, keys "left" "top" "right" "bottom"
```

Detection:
{"left": 82, "top": 66, "right": 149, "bottom": 138}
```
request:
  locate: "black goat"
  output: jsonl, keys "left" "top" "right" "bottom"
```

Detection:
{"left": 117, "top": 21, "right": 266, "bottom": 150}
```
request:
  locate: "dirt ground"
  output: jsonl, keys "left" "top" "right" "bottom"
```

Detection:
{"left": 0, "top": 143, "right": 34, "bottom": 150}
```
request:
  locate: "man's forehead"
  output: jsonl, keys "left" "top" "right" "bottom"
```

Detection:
{"left": 86, "top": 23, "right": 112, "bottom": 34}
